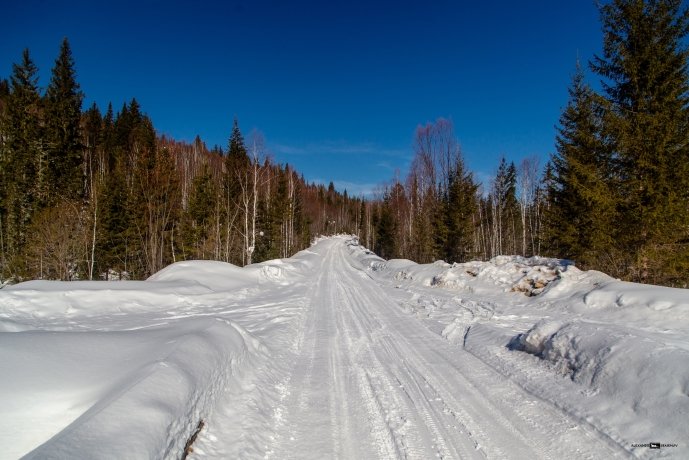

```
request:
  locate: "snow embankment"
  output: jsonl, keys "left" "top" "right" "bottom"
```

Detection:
{"left": 347, "top": 238, "right": 689, "bottom": 455}
{"left": 511, "top": 280, "right": 689, "bottom": 448}
{"left": 8, "top": 318, "right": 261, "bottom": 460}
{"left": 367, "top": 251, "right": 570, "bottom": 297}
{"left": 0, "top": 260, "right": 268, "bottom": 459}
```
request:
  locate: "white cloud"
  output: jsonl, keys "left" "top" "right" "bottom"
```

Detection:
{"left": 270, "top": 141, "right": 408, "bottom": 158}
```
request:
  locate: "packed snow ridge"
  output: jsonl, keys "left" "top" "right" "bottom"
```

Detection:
{"left": 0, "top": 236, "right": 686, "bottom": 459}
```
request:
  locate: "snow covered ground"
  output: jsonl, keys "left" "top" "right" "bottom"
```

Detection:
{"left": 0, "top": 236, "right": 687, "bottom": 459}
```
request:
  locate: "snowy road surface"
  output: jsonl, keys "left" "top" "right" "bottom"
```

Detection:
{"left": 1, "top": 236, "right": 687, "bottom": 459}
{"left": 258, "top": 239, "right": 625, "bottom": 459}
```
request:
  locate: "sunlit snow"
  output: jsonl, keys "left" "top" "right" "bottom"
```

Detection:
{"left": 0, "top": 236, "right": 686, "bottom": 459}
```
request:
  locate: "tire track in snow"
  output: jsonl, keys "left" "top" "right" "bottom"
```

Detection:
{"left": 265, "top": 238, "right": 629, "bottom": 459}
{"left": 266, "top": 244, "right": 383, "bottom": 459}
{"left": 334, "top": 241, "right": 630, "bottom": 460}
{"left": 338, "top": 274, "right": 486, "bottom": 460}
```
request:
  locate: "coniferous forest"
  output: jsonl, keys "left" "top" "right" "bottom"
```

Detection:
{"left": 0, "top": 40, "right": 365, "bottom": 281}
{"left": 2, "top": 0, "right": 689, "bottom": 286}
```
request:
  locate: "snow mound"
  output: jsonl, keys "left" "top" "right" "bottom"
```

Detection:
{"left": 258, "top": 264, "right": 287, "bottom": 284}
{"left": 513, "top": 319, "right": 689, "bottom": 442}
{"left": 373, "top": 255, "right": 570, "bottom": 296}
{"left": 148, "top": 260, "right": 258, "bottom": 290}
{"left": 0, "top": 279, "right": 212, "bottom": 319}
{"left": 1, "top": 317, "right": 263, "bottom": 459}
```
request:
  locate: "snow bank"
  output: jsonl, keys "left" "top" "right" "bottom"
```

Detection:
{"left": 0, "top": 318, "right": 262, "bottom": 459}
{"left": 345, "top": 237, "right": 689, "bottom": 455}
{"left": 0, "top": 279, "right": 211, "bottom": 321}
{"left": 348, "top": 240, "right": 570, "bottom": 297}
{"left": 513, "top": 318, "right": 689, "bottom": 447}
{"left": 0, "top": 242, "right": 327, "bottom": 459}
{"left": 0, "top": 257, "right": 288, "bottom": 459}
{"left": 148, "top": 260, "right": 258, "bottom": 290}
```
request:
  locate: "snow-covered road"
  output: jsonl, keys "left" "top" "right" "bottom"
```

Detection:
{"left": 258, "top": 238, "right": 625, "bottom": 459}
{"left": 2, "top": 235, "right": 687, "bottom": 459}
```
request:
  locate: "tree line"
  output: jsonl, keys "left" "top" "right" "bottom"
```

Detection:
{"left": 0, "top": 39, "right": 364, "bottom": 281}
{"left": 368, "top": 0, "right": 689, "bottom": 287}
{"left": 3, "top": 0, "right": 688, "bottom": 287}
{"left": 365, "top": 118, "right": 547, "bottom": 265}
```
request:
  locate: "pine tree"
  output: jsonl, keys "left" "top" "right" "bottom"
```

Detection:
{"left": 591, "top": 0, "right": 689, "bottom": 283}
{"left": 546, "top": 66, "right": 616, "bottom": 270}
{"left": 45, "top": 38, "right": 84, "bottom": 201}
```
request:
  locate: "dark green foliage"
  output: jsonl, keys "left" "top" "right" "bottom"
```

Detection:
{"left": 444, "top": 156, "right": 479, "bottom": 263}
{"left": 2, "top": 49, "right": 43, "bottom": 264}
{"left": 224, "top": 117, "right": 250, "bottom": 195}
{"left": 593, "top": 0, "right": 689, "bottom": 283}
{"left": 494, "top": 159, "right": 517, "bottom": 213}
{"left": 375, "top": 198, "right": 397, "bottom": 260}
{"left": 546, "top": 67, "right": 617, "bottom": 271}
{"left": 492, "top": 158, "right": 519, "bottom": 255}
{"left": 44, "top": 38, "right": 84, "bottom": 201}
{"left": 98, "top": 169, "right": 130, "bottom": 278}
{"left": 181, "top": 165, "right": 218, "bottom": 259}
{"left": 541, "top": 0, "right": 689, "bottom": 284}
{"left": 0, "top": 41, "right": 363, "bottom": 281}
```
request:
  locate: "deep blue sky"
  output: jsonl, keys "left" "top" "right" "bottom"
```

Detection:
{"left": 2, "top": 0, "right": 603, "bottom": 196}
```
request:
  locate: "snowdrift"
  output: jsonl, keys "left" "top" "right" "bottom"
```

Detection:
{"left": 0, "top": 259, "right": 281, "bottom": 459}
{"left": 346, "top": 237, "right": 689, "bottom": 456}
{"left": 3, "top": 237, "right": 688, "bottom": 457}
{"left": 9, "top": 318, "right": 261, "bottom": 460}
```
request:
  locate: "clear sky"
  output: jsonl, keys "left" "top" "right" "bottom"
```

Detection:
{"left": 2, "top": 0, "right": 603, "bottom": 197}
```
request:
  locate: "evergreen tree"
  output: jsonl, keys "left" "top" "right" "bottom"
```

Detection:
{"left": 99, "top": 103, "right": 117, "bottom": 181}
{"left": 44, "top": 38, "right": 84, "bottom": 201}
{"left": 98, "top": 168, "right": 130, "bottom": 279}
{"left": 432, "top": 186, "right": 449, "bottom": 260}
{"left": 0, "top": 78, "right": 8, "bottom": 276}
{"left": 2, "top": 49, "right": 43, "bottom": 264}
{"left": 546, "top": 66, "right": 616, "bottom": 270}
{"left": 83, "top": 103, "right": 103, "bottom": 181}
{"left": 222, "top": 118, "right": 250, "bottom": 265}
{"left": 591, "top": 0, "right": 689, "bottom": 283}
{"left": 182, "top": 164, "right": 217, "bottom": 259}
{"left": 492, "top": 158, "right": 519, "bottom": 255}
{"left": 444, "top": 156, "right": 479, "bottom": 263}
{"left": 375, "top": 194, "right": 397, "bottom": 260}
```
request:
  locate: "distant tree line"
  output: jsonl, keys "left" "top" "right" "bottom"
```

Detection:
{"left": 369, "top": 0, "right": 689, "bottom": 287}
{"left": 365, "top": 118, "right": 547, "bottom": 265}
{"left": 0, "top": 39, "right": 363, "bottom": 281}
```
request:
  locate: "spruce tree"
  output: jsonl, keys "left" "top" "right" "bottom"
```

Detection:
{"left": 183, "top": 165, "right": 217, "bottom": 259}
{"left": 222, "top": 118, "right": 250, "bottom": 264}
{"left": 492, "top": 158, "right": 519, "bottom": 255}
{"left": 3, "top": 49, "right": 43, "bottom": 260}
{"left": 0, "top": 78, "right": 8, "bottom": 276}
{"left": 375, "top": 198, "right": 397, "bottom": 260}
{"left": 547, "top": 66, "right": 616, "bottom": 270}
{"left": 445, "top": 156, "right": 479, "bottom": 263}
{"left": 98, "top": 167, "right": 129, "bottom": 278}
{"left": 45, "top": 38, "right": 84, "bottom": 201}
{"left": 223, "top": 118, "right": 249, "bottom": 201}
{"left": 591, "top": 0, "right": 689, "bottom": 283}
